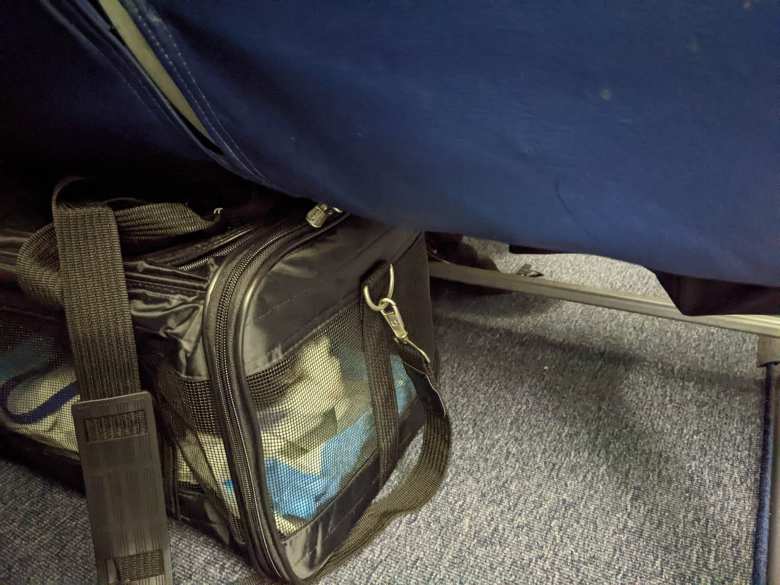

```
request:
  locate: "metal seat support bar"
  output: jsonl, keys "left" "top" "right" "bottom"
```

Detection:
{"left": 429, "top": 261, "right": 780, "bottom": 338}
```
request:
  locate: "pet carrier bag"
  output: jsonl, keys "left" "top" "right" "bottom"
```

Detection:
{"left": 0, "top": 178, "right": 450, "bottom": 584}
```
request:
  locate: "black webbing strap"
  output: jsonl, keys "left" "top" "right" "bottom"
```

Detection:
{"left": 54, "top": 189, "right": 173, "bottom": 584}
{"left": 14, "top": 182, "right": 220, "bottom": 585}
{"left": 115, "top": 201, "right": 217, "bottom": 243}
{"left": 320, "top": 346, "right": 450, "bottom": 578}
{"left": 53, "top": 197, "right": 141, "bottom": 400}
{"left": 312, "top": 266, "right": 451, "bottom": 580}
{"left": 234, "top": 353, "right": 450, "bottom": 585}
{"left": 361, "top": 269, "right": 401, "bottom": 483}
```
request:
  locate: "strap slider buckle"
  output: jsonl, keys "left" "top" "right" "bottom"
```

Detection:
{"left": 72, "top": 391, "right": 173, "bottom": 585}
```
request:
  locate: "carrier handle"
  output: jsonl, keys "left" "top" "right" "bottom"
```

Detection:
{"left": 17, "top": 177, "right": 219, "bottom": 308}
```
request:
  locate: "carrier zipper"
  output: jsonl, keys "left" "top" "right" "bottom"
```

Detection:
{"left": 205, "top": 205, "right": 347, "bottom": 580}
{"left": 208, "top": 224, "right": 304, "bottom": 580}
{"left": 175, "top": 225, "right": 257, "bottom": 271}
{"left": 139, "top": 215, "right": 255, "bottom": 270}
{"left": 156, "top": 202, "right": 340, "bottom": 269}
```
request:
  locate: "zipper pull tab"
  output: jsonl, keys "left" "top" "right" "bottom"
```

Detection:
{"left": 306, "top": 203, "right": 342, "bottom": 228}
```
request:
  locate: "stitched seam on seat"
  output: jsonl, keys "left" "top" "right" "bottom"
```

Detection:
{"left": 127, "top": 0, "right": 272, "bottom": 186}
{"left": 56, "top": 1, "right": 168, "bottom": 128}
{"left": 123, "top": 1, "right": 242, "bottom": 167}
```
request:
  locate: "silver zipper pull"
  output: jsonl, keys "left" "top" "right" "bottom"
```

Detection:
{"left": 306, "top": 203, "right": 342, "bottom": 228}
{"left": 363, "top": 265, "right": 431, "bottom": 364}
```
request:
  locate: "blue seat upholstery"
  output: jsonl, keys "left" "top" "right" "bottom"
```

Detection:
{"left": 3, "top": 1, "right": 780, "bottom": 292}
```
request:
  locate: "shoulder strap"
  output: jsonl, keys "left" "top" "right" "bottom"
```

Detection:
{"left": 320, "top": 354, "right": 450, "bottom": 577}
{"left": 315, "top": 264, "right": 451, "bottom": 580}
{"left": 16, "top": 180, "right": 217, "bottom": 585}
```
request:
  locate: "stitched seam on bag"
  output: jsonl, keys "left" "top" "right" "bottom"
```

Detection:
{"left": 243, "top": 293, "right": 359, "bottom": 378}
{"left": 127, "top": 0, "right": 271, "bottom": 185}
{"left": 146, "top": 233, "right": 237, "bottom": 264}
{"left": 70, "top": 3, "right": 162, "bottom": 119}
{"left": 75, "top": 0, "right": 203, "bottom": 142}
{"left": 98, "top": 19, "right": 180, "bottom": 130}
{"left": 156, "top": 368, "right": 209, "bottom": 384}
{"left": 125, "top": 278, "right": 202, "bottom": 294}
{"left": 102, "top": 34, "right": 172, "bottom": 126}
{"left": 250, "top": 229, "right": 401, "bottom": 325}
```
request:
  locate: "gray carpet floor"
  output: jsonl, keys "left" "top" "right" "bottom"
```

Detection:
{"left": 0, "top": 242, "right": 765, "bottom": 584}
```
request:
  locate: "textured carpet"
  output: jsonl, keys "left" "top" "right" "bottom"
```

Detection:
{"left": 0, "top": 243, "right": 766, "bottom": 584}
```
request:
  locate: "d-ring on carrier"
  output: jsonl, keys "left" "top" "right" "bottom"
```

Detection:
{"left": 363, "top": 265, "right": 432, "bottom": 364}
